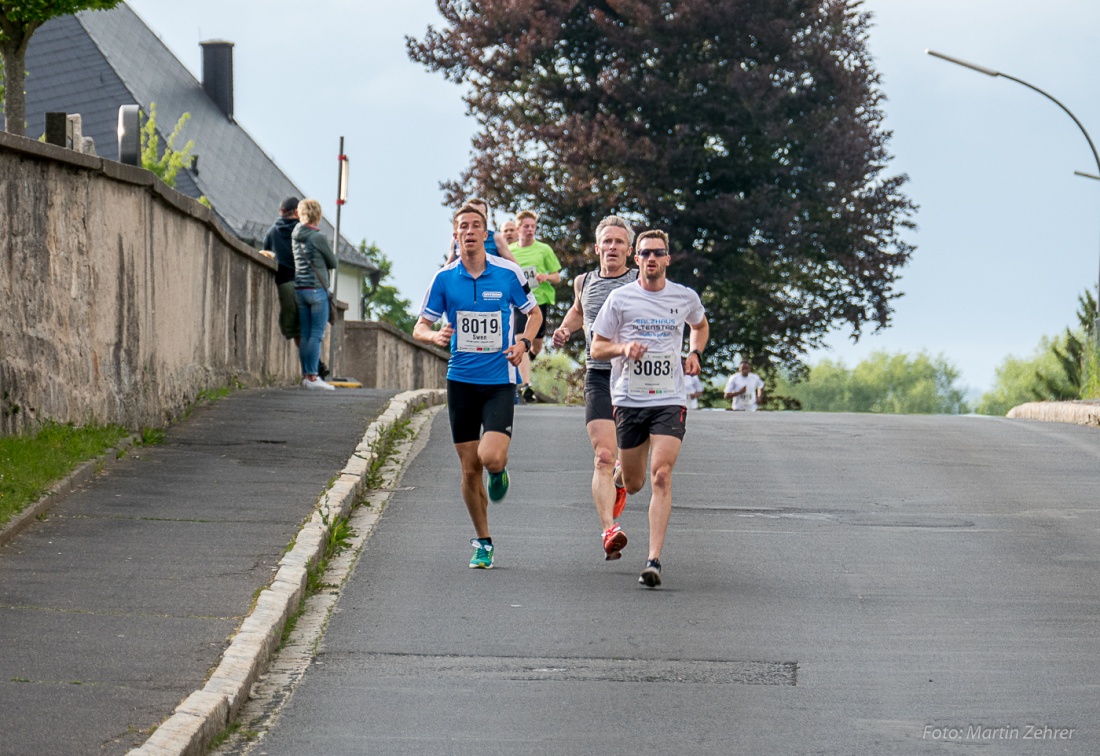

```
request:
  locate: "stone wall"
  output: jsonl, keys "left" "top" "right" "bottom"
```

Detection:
{"left": 1007, "top": 400, "right": 1100, "bottom": 428}
{"left": 0, "top": 131, "right": 318, "bottom": 433}
{"left": 342, "top": 321, "right": 448, "bottom": 390}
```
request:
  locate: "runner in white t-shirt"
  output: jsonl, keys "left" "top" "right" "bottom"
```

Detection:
{"left": 724, "top": 361, "right": 765, "bottom": 411}
{"left": 590, "top": 229, "right": 709, "bottom": 588}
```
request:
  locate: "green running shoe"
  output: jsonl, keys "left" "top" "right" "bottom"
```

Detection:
{"left": 487, "top": 468, "right": 509, "bottom": 502}
{"left": 469, "top": 538, "right": 494, "bottom": 569}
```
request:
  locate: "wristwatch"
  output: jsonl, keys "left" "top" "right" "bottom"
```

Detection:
{"left": 689, "top": 349, "right": 703, "bottom": 360}
{"left": 518, "top": 337, "right": 532, "bottom": 353}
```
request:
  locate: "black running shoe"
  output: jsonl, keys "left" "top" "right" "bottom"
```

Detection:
{"left": 639, "top": 558, "right": 662, "bottom": 588}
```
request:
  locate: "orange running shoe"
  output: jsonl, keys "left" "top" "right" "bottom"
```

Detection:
{"left": 603, "top": 523, "right": 628, "bottom": 561}
{"left": 612, "top": 462, "right": 627, "bottom": 518}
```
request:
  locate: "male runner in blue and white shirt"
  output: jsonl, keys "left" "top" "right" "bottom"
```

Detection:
{"left": 414, "top": 203, "right": 542, "bottom": 569}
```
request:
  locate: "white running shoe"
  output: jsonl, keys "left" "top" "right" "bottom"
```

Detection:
{"left": 301, "top": 377, "right": 335, "bottom": 391}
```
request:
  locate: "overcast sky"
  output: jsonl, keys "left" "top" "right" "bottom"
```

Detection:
{"left": 125, "top": 0, "right": 1100, "bottom": 395}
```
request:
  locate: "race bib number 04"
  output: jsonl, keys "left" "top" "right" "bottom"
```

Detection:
{"left": 523, "top": 266, "right": 539, "bottom": 287}
{"left": 628, "top": 352, "right": 676, "bottom": 396}
{"left": 456, "top": 310, "right": 503, "bottom": 353}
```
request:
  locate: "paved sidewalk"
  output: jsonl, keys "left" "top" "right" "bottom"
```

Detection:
{"left": 0, "top": 387, "right": 396, "bottom": 756}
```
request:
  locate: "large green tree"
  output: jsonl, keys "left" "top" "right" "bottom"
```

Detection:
{"left": 0, "top": 0, "right": 121, "bottom": 136}
{"left": 409, "top": 0, "right": 916, "bottom": 371}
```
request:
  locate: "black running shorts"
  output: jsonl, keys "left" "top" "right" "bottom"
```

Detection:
{"left": 584, "top": 369, "right": 614, "bottom": 425}
{"left": 613, "top": 404, "right": 687, "bottom": 450}
{"left": 514, "top": 303, "right": 549, "bottom": 340}
{"left": 447, "top": 380, "right": 516, "bottom": 444}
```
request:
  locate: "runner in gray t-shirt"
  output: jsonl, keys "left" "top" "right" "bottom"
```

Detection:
{"left": 590, "top": 229, "right": 709, "bottom": 588}
{"left": 552, "top": 216, "right": 638, "bottom": 562}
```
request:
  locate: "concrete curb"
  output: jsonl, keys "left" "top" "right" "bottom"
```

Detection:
{"left": 127, "top": 388, "right": 446, "bottom": 756}
{"left": 0, "top": 434, "right": 139, "bottom": 549}
{"left": 1006, "top": 400, "right": 1100, "bottom": 428}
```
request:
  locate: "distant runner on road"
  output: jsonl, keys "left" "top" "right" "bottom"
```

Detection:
{"left": 552, "top": 215, "right": 638, "bottom": 561}
{"left": 414, "top": 203, "right": 542, "bottom": 569}
{"left": 510, "top": 209, "right": 563, "bottom": 400}
{"left": 724, "top": 361, "right": 765, "bottom": 411}
{"left": 590, "top": 229, "right": 709, "bottom": 588}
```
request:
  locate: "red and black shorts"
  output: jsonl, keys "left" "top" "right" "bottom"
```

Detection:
{"left": 613, "top": 404, "right": 687, "bottom": 450}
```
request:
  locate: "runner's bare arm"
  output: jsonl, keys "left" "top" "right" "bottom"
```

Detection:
{"left": 413, "top": 316, "right": 453, "bottom": 349}
{"left": 684, "top": 316, "right": 709, "bottom": 376}
{"left": 591, "top": 332, "right": 646, "bottom": 362}
{"left": 495, "top": 233, "right": 519, "bottom": 265}
{"left": 551, "top": 273, "right": 586, "bottom": 348}
{"left": 504, "top": 306, "right": 543, "bottom": 365}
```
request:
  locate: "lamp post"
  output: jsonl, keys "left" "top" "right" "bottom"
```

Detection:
{"left": 927, "top": 49, "right": 1100, "bottom": 338}
{"left": 328, "top": 137, "right": 350, "bottom": 379}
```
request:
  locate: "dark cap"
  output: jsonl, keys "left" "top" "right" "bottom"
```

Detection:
{"left": 279, "top": 196, "right": 300, "bottom": 213}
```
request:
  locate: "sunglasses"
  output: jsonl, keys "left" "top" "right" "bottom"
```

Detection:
{"left": 636, "top": 248, "right": 668, "bottom": 259}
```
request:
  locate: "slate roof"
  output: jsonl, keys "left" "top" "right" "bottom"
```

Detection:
{"left": 21, "top": 3, "right": 372, "bottom": 269}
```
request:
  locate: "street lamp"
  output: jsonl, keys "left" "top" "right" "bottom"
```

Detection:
{"left": 328, "top": 136, "right": 350, "bottom": 380}
{"left": 926, "top": 49, "right": 1100, "bottom": 337}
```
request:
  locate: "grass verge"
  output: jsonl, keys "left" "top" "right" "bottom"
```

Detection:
{"left": 364, "top": 417, "right": 413, "bottom": 490}
{"left": 279, "top": 511, "right": 355, "bottom": 649}
{"left": 276, "top": 412, "right": 418, "bottom": 650}
{"left": 0, "top": 421, "right": 130, "bottom": 529}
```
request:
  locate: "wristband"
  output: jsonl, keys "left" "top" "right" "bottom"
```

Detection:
{"left": 689, "top": 349, "right": 703, "bottom": 360}
{"left": 518, "top": 337, "right": 532, "bottom": 353}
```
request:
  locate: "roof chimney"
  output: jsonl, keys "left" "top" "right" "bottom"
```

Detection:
{"left": 200, "top": 40, "right": 234, "bottom": 120}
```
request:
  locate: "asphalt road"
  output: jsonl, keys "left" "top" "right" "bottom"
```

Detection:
{"left": 253, "top": 407, "right": 1100, "bottom": 755}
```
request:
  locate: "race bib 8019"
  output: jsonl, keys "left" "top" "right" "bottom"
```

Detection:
{"left": 456, "top": 310, "right": 503, "bottom": 352}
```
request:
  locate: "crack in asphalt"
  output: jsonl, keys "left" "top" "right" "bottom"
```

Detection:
{"left": 2, "top": 604, "right": 240, "bottom": 621}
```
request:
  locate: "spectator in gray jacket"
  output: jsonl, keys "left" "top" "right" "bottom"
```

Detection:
{"left": 291, "top": 198, "right": 337, "bottom": 390}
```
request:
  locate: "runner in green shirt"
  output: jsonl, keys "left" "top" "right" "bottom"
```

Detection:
{"left": 510, "top": 209, "right": 563, "bottom": 397}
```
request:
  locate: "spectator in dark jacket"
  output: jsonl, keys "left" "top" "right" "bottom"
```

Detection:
{"left": 261, "top": 196, "right": 301, "bottom": 341}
